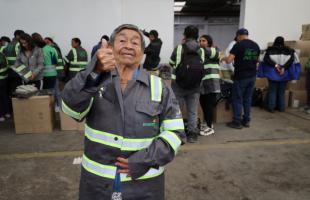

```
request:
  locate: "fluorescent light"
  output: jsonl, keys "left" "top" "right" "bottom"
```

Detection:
{"left": 174, "top": 6, "right": 183, "bottom": 12}
{"left": 174, "top": 1, "right": 186, "bottom": 7}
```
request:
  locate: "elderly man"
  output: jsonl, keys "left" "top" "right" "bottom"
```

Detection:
{"left": 61, "top": 24, "right": 185, "bottom": 200}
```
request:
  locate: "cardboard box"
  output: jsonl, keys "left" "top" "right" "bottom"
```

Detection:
{"left": 285, "top": 90, "right": 290, "bottom": 108}
{"left": 299, "top": 57, "right": 308, "bottom": 74}
{"left": 60, "top": 111, "right": 85, "bottom": 131}
{"left": 12, "top": 95, "right": 54, "bottom": 134}
{"left": 255, "top": 78, "right": 268, "bottom": 88}
{"left": 214, "top": 100, "right": 233, "bottom": 123}
{"left": 301, "top": 24, "right": 310, "bottom": 41}
{"left": 289, "top": 90, "right": 307, "bottom": 107}
{"left": 287, "top": 75, "right": 306, "bottom": 90}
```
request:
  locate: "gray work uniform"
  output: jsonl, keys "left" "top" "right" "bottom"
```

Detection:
{"left": 61, "top": 57, "right": 185, "bottom": 200}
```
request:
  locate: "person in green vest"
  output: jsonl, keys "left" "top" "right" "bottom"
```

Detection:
{"left": 3, "top": 30, "right": 24, "bottom": 102}
{"left": 64, "top": 38, "right": 88, "bottom": 80}
{"left": 32, "top": 33, "right": 58, "bottom": 89}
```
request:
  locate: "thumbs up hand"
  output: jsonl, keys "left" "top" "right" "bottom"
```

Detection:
{"left": 95, "top": 39, "right": 116, "bottom": 73}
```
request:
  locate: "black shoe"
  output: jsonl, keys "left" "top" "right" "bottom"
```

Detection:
{"left": 187, "top": 131, "right": 198, "bottom": 143}
{"left": 226, "top": 121, "right": 243, "bottom": 129}
{"left": 242, "top": 121, "right": 250, "bottom": 128}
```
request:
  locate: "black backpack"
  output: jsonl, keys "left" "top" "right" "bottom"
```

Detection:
{"left": 175, "top": 44, "right": 205, "bottom": 89}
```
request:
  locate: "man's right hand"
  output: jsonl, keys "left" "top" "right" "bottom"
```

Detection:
{"left": 95, "top": 39, "right": 116, "bottom": 73}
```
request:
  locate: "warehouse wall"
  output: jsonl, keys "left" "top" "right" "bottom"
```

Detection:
{"left": 240, "top": 0, "right": 310, "bottom": 49}
{"left": 174, "top": 16, "right": 239, "bottom": 51}
{"left": 0, "top": 0, "right": 174, "bottom": 63}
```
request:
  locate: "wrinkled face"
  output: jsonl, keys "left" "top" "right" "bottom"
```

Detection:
{"left": 199, "top": 37, "right": 208, "bottom": 48}
{"left": 113, "top": 29, "right": 143, "bottom": 68}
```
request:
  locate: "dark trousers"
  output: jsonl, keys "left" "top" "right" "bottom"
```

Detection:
{"left": 267, "top": 80, "right": 287, "bottom": 112}
{"left": 43, "top": 76, "right": 56, "bottom": 89}
{"left": 0, "top": 79, "right": 10, "bottom": 116}
{"left": 232, "top": 77, "right": 256, "bottom": 124}
{"left": 199, "top": 93, "right": 217, "bottom": 127}
{"left": 8, "top": 74, "right": 23, "bottom": 112}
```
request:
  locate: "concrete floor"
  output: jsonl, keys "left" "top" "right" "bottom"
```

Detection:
{"left": 0, "top": 107, "right": 310, "bottom": 200}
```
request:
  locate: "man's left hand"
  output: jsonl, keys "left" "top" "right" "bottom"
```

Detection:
{"left": 116, "top": 157, "right": 131, "bottom": 175}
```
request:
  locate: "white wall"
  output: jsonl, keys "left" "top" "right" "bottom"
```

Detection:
{"left": 240, "top": 0, "right": 310, "bottom": 49}
{"left": 0, "top": 0, "right": 174, "bottom": 63}
{"left": 174, "top": 16, "right": 239, "bottom": 50}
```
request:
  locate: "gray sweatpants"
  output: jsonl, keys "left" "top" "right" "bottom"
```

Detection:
{"left": 171, "top": 81, "right": 200, "bottom": 133}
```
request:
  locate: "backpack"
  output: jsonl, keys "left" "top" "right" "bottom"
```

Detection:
{"left": 175, "top": 44, "right": 205, "bottom": 89}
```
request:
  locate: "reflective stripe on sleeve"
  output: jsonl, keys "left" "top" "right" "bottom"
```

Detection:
{"left": 158, "top": 131, "right": 182, "bottom": 154}
{"left": 61, "top": 98, "right": 94, "bottom": 121}
{"left": 150, "top": 75, "right": 162, "bottom": 102}
{"left": 161, "top": 119, "right": 184, "bottom": 131}
{"left": 175, "top": 45, "right": 183, "bottom": 68}
{"left": 82, "top": 154, "right": 164, "bottom": 182}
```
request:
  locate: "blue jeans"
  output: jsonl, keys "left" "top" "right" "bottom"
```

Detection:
{"left": 172, "top": 81, "right": 200, "bottom": 132}
{"left": 267, "top": 80, "right": 287, "bottom": 112}
{"left": 232, "top": 77, "right": 256, "bottom": 124}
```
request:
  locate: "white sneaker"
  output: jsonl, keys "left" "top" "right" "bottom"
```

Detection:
{"left": 200, "top": 127, "right": 215, "bottom": 136}
{"left": 204, "top": 128, "right": 215, "bottom": 136}
{"left": 4, "top": 114, "right": 11, "bottom": 118}
{"left": 0, "top": 117, "right": 5, "bottom": 122}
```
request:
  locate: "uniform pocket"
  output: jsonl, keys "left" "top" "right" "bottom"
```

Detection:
{"left": 135, "top": 101, "right": 162, "bottom": 137}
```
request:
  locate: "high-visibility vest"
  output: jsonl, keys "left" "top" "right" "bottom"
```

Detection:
{"left": 202, "top": 47, "right": 220, "bottom": 81}
{"left": 66, "top": 47, "right": 88, "bottom": 72}
{"left": 62, "top": 75, "right": 182, "bottom": 181}
{"left": 4, "top": 41, "right": 20, "bottom": 66}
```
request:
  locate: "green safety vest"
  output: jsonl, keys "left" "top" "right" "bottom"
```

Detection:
{"left": 202, "top": 47, "right": 220, "bottom": 81}
{"left": 67, "top": 48, "right": 88, "bottom": 72}
{"left": 4, "top": 42, "right": 20, "bottom": 66}
{"left": 62, "top": 75, "right": 183, "bottom": 181}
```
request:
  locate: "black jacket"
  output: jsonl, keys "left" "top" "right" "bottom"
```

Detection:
{"left": 143, "top": 38, "right": 162, "bottom": 70}
{"left": 263, "top": 46, "right": 294, "bottom": 69}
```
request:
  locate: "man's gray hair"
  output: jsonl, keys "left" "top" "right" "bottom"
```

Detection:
{"left": 109, "top": 24, "right": 145, "bottom": 50}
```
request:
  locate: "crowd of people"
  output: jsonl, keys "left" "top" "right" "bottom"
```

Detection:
{"left": 0, "top": 24, "right": 306, "bottom": 199}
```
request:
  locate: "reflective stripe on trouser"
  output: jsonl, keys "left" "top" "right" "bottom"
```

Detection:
{"left": 85, "top": 124, "right": 154, "bottom": 151}
{"left": 150, "top": 75, "right": 162, "bottom": 102}
{"left": 82, "top": 154, "right": 164, "bottom": 182}
{"left": 43, "top": 65, "right": 57, "bottom": 77}
{"left": 61, "top": 98, "right": 94, "bottom": 121}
